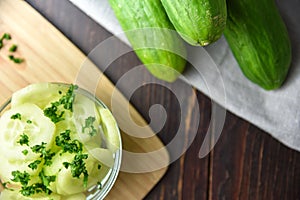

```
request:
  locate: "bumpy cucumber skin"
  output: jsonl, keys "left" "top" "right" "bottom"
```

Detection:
{"left": 160, "top": 0, "right": 227, "bottom": 46}
{"left": 224, "top": 0, "right": 291, "bottom": 90}
{"left": 109, "top": 0, "right": 187, "bottom": 82}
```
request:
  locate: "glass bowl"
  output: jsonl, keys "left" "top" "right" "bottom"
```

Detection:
{"left": 0, "top": 83, "right": 122, "bottom": 200}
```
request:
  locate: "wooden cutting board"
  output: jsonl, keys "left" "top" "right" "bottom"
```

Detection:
{"left": 0, "top": 0, "right": 169, "bottom": 199}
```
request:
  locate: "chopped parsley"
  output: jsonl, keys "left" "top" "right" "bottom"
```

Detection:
{"left": 55, "top": 129, "right": 83, "bottom": 154}
{"left": 55, "top": 129, "right": 89, "bottom": 187}
{"left": 17, "top": 133, "right": 29, "bottom": 146}
{"left": 8, "top": 55, "right": 24, "bottom": 63}
{"left": 59, "top": 84, "right": 78, "bottom": 111}
{"left": 43, "top": 102, "right": 65, "bottom": 123}
{"left": 39, "top": 170, "right": 56, "bottom": 189}
{"left": 9, "top": 44, "right": 18, "bottom": 52}
{"left": 43, "top": 84, "right": 78, "bottom": 123}
{"left": 31, "top": 142, "right": 55, "bottom": 166}
{"left": 82, "top": 116, "right": 97, "bottom": 136}
{"left": 2, "top": 33, "right": 11, "bottom": 40}
{"left": 0, "top": 33, "right": 11, "bottom": 49}
{"left": 31, "top": 142, "right": 47, "bottom": 153}
{"left": 56, "top": 129, "right": 71, "bottom": 142}
{"left": 63, "top": 152, "right": 89, "bottom": 187}
{"left": 43, "top": 149, "right": 56, "bottom": 166}
{"left": 11, "top": 170, "right": 30, "bottom": 186}
{"left": 11, "top": 113, "right": 21, "bottom": 120}
{"left": 28, "top": 160, "right": 42, "bottom": 170}
{"left": 0, "top": 33, "right": 25, "bottom": 63}
{"left": 19, "top": 185, "right": 37, "bottom": 196}
{"left": 22, "top": 149, "right": 29, "bottom": 155}
{"left": 13, "top": 170, "right": 55, "bottom": 197}
{"left": 26, "top": 119, "right": 32, "bottom": 124}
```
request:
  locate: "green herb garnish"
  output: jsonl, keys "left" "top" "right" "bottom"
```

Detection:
{"left": 19, "top": 185, "right": 37, "bottom": 196}
{"left": 22, "top": 149, "right": 29, "bottom": 155}
{"left": 9, "top": 44, "right": 17, "bottom": 52}
{"left": 56, "top": 129, "right": 71, "bottom": 143}
{"left": 18, "top": 171, "right": 55, "bottom": 197}
{"left": 28, "top": 160, "right": 42, "bottom": 170}
{"left": 39, "top": 170, "right": 56, "bottom": 188}
{"left": 11, "top": 113, "right": 21, "bottom": 120}
{"left": 26, "top": 120, "right": 32, "bottom": 124}
{"left": 8, "top": 54, "right": 24, "bottom": 63}
{"left": 31, "top": 142, "right": 55, "bottom": 166}
{"left": 43, "top": 150, "right": 56, "bottom": 166}
{"left": 63, "top": 152, "right": 89, "bottom": 187}
{"left": 43, "top": 84, "right": 78, "bottom": 123}
{"left": 11, "top": 170, "right": 30, "bottom": 186}
{"left": 2, "top": 33, "right": 11, "bottom": 40}
{"left": 55, "top": 130, "right": 82, "bottom": 154}
{"left": 59, "top": 84, "right": 78, "bottom": 111}
{"left": 17, "top": 133, "right": 29, "bottom": 146}
{"left": 0, "top": 33, "right": 11, "bottom": 49}
{"left": 31, "top": 142, "right": 47, "bottom": 153}
{"left": 0, "top": 33, "right": 24, "bottom": 63}
{"left": 43, "top": 102, "right": 65, "bottom": 123}
{"left": 82, "top": 116, "right": 97, "bottom": 136}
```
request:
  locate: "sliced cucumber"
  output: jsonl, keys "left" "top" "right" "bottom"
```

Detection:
{"left": 0, "top": 103, "right": 55, "bottom": 162}
{"left": 11, "top": 83, "right": 68, "bottom": 109}
{"left": 98, "top": 108, "right": 121, "bottom": 152}
{"left": 43, "top": 151, "right": 97, "bottom": 196}
{"left": 0, "top": 83, "right": 120, "bottom": 198}
{"left": 72, "top": 93, "right": 101, "bottom": 144}
{"left": 62, "top": 193, "right": 85, "bottom": 200}
{"left": 55, "top": 155, "right": 95, "bottom": 196}
{"left": 0, "top": 154, "right": 42, "bottom": 185}
{"left": 88, "top": 148, "right": 114, "bottom": 168}
{"left": 43, "top": 151, "right": 71, "bottom": 193}
{"left": 0, "top": 190, "right": 61, "bottom": 200}
{"left": 52, "top": 120, "right": 77, "bottom": 153}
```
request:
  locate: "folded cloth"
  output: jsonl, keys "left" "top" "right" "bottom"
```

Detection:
{"left": 69, "top": 0, "right": 300, "bottom": 152}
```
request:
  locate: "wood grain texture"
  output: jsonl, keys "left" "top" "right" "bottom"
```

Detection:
{"left": 209, "top": 114, "right": 300, "bottom": 200}
{"left": 0, "top": 0, "right": 169, "bottom": 199}
{"left": 21, "top": 0, "right": 300, "bottom": 199}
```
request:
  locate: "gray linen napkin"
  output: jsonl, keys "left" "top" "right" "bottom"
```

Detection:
{"left": 68, "top": 0, "right": 300, "bottom": 152}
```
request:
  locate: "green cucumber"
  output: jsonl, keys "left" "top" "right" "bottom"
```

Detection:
{"left": 224, "top": 0, "right": 292, "bottom": 90}
{"left": 160, "top": 0, "right": 227, "bottom": 46}
{"left": 109, "top": 0, "right": 187, "bottom": 82}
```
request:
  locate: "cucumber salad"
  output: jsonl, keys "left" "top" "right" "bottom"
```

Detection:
{"left": 0, "top": 83, "right": 122, "bottom": 200}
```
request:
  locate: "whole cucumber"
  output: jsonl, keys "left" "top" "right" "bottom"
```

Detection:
{"left": 108, "top": 0, "right": 187, "bottom": 82}
{"left": 224, "top": 0, "right": 292, "bottom": 90}
{"left": 160, "top": 0, "right": 227, "bottom": 46}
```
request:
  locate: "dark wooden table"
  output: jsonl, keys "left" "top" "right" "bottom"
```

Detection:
{"left": 26, "top": 1, "right": 300, "bottom": 199}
